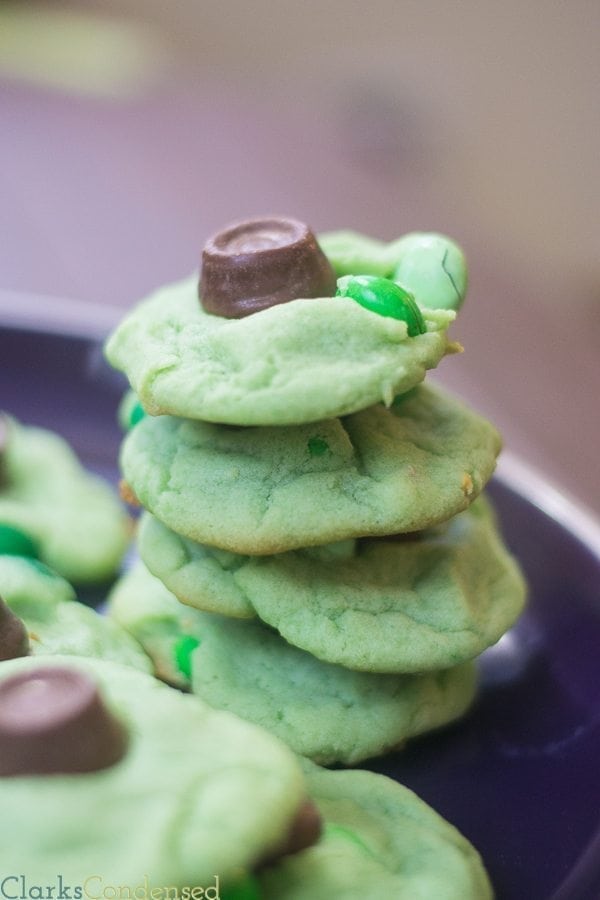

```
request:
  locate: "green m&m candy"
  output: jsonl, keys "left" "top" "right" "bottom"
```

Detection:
{"left": 336, "top": 275, "right": 426, "bottom": 336}
{"left": 173, "top": 634, "right": 201, "bottom": 680}
{"left": 389, "top": 232, "right": 468, "bottom": 311}
{"left": 220, "top": 873, "right": 261, "bottom": 900}
{"left": 117, "top": 391, "right": 146, "bottom": 432}
{"left": 0, "top": 524, "right": 39, "bottom": 559}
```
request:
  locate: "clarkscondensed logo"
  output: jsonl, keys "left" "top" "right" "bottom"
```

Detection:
{"left": 0, "top": 877, "right": 221, "bottom": 900}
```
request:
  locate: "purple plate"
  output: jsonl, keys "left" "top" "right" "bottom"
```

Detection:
{"left": 1, "top": 309, "right": 599, "bottom": 900}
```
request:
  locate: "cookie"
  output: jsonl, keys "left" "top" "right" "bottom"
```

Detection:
{"left": 0, "top": 416, "right": 129, "bottom": 582}
{"left": 0, "top": 554, "right": 151, "bottom": 672}
{"left": 0, "top": 654, "right": 311, "bottom": 887}
{"left": 108, "top": 556, "right": 206, "bottom": 687}
{"left": 121, "top": 383, "right": 501, "bottom": 554}
{"left": 138, "top": 495, "right": 526, "bottom": 673}
{"left": 260, "top": 760, "right": 492, "bottom": 899}
{"left": 110, "top": 563, "right": 477, "bottom": 765}
{"left": 105, "top": 275, "right": 455, "bottom": 426}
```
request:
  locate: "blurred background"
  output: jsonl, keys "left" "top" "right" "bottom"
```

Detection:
{"left": 1, "top": 0, "right": 598, "bottom": 510}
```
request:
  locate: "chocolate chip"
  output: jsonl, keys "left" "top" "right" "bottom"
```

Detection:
{"left": 0, "top": 666, "right": 129, "bottom": 776}
{"left": 0, "top": 597, "right": 30, "bottom": 661}
{"left": 259, "top": 798, "right": 322, "bottom": 866}
{"left": 200, "top": 217, "right": 337, "bottom": 318}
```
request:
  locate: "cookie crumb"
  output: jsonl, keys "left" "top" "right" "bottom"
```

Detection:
{"left": 119, "top": 480, "right": 140, "bottom": 507}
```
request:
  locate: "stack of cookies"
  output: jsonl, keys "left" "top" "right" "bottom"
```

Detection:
{"left": 106, "top": 217, "right": 526, "bottom": 766}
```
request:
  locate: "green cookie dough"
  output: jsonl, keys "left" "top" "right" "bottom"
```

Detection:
{"left": 138, "top": 495, "right": 526, "bottom": 673}
{"left": 109, "top": 558, "right": 206, "bottom": 687}
{"left": 110, "top": 562, "right": 477, "bottom": 764}
{"left": 319, "top": 230, "right": 468, "bottom": 311}
{"left": 0, "top": 555, "right": 151, "bottom": 672}
{"left": 105, "top": 275, "right": 455, "bottom": 426}
{"left": 121, "top": 383, "right": 501, "bottom": 554}
{"left": 0, "top": 418, "right": 130, "bottom": 582}
{"left": 260, "top": 760, "right": 493, "bottom": 900}
{"left": 0, "top": 655, "right": 307, "bottom": 886}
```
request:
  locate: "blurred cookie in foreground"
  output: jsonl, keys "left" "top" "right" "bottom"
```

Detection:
{"left": 0, "top": 414, "right": 129, "bottom": 582}
{"left": 0, "top": 554, "right": 150, "bottom": 672}
{"left": 0, "top": 655, "right": 314, "bottom": 888}
{"left": 259, "top": 759, "right": 492, "bottom": 900}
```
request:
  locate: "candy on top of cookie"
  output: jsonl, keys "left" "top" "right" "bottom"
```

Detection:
{"left": 0, "top": 665, "right": 129, "bottom": 776}
{"left": 105, "top": 218, "right": 464, "bottom": 426}
{"left": 200, "top": 216, "right": 337, "bottom": 318}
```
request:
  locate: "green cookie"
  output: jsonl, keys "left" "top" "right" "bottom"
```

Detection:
{"left": 109, "top": 557, "right": 206, "bottom": 688}
{"left": 0, "top": 418, "right": 130, "bottom": 582}
{"left": 138, "top": 495, "right": 526, "bottom": 673}
{"left": 261, "top": 760, "right": 492, "bottom": 899}
{"left": 121, "top": 383, "right": 501, "bottom": 554}
{"left": 0, "top": 555, "right": 151, "bottom": 672}
{"left": 110, "top": 563, "right": 477, "bottom": 765}
{"left": 105, "top": 275, "right": 455, "bottom": 426}
{"left": 0, "top": 655, "right": 307, "bottom": 887}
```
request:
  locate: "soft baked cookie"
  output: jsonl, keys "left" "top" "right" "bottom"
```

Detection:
{"left": 0, "top": 554, "right": 151, "bottom": 672}
{"left": 260, "top": 760, "right": 493, "bottom": 900}
{"left": 121, "top": 383, "right": 501, "bottom": 554}
{"left": 108, "top": 557, "right": 205, "bottom": 687}
{"left": 0, "top": 415, "right": 130, "bottom": 582}
{"left": 105, "top": 276, "right": 455, "bottom": 426}
{"left": 137, "top": 495, "right": 526, "bottom": 673}
{"left": 109, "top": 563, "right": 477, "bottom": 765}
{"left": 0, "top": 655, "right": 312, "bottom": 887}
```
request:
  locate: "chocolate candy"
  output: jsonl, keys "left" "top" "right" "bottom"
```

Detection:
{"left": 336, "top": 274, "right": 426, "bottom": 336}
{"left": 0, "top": 523, "right": 40, "bottom": 559}
{"left": 260, "top": 798, "right": 322, "bottom": 866}
{"left": 200, "top": 217, "right": 337, "bottom": 318}
{"left": 0, "top": 597, "right": 30, "bottom": 661}
{"left": 0, "top": 666, "right": 128, "bottom": 776}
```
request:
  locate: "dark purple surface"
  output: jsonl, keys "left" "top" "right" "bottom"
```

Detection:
{"left": 2, "top": 323, "right": 600, "bottom": 899}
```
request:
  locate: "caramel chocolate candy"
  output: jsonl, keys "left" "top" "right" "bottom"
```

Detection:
{"left": 200, "top": 216, "right": 337, "bottom": 318}
{"left": 0, "top": 666, "right": 128, "bottom": 776}
{"left": 260, "top": 798, "right": 322, "bottom": 866}
{"left": 0, "top": 597, "right": 30, "bottom": 661}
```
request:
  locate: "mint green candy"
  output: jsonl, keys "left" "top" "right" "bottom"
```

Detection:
{"left": 390, "top": 232, "right": 468, "bottom": 311}
{"left": 0, "top": 523, "right": 39, "bottom": 558}
{"left": 336, "top": 275, "right": 426, "bottom": 336}
{"left": 221, "top": 874, "right": 261, "bottom": 900}
{"left": 307, "top": 436, "right": 329, "bottom": 456}
{"left": 129, "top": 401, "right": 146, "bottom": 428}
{"left": 173, "top": 634, "right": 201, "bottom": 679}
{"left": 118, "top": 391, "right": 146, "bottom": 431}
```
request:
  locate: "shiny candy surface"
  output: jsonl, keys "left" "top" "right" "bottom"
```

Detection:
{"left": 391, "top": 232, "right": 468, "bottom": 312}
{"left": 173, "top": 634, "right": 201, "bottom": 680}
{"left": 336, "top": 275, "right": 426, "bottom": 336}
